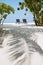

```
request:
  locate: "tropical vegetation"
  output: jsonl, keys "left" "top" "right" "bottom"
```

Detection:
{"left": 17, "top": 0, "right": 43, "bottom": 26}
{"left": 0, "top": 3, "right": 14, "bottom": 24}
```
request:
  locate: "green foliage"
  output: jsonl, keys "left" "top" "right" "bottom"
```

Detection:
{"left": 19, "top": 2, "right": 22, "bottom": 5}
{"left": 17, "top": 8, "right": 20, "bottom": 10}
{"left": 3, "top": 14, "right": 7, "bottom": 19}
{"left": 0, "top": 3, "right": 15, "bottom": 24}
{"left": 25, "top": 8, "right": 28, "bottom": 11}
{"left": 19, "top": 2, "right": 25, "bottom": 10}
{"left": 18, "top": 0, "right": 43, "bottom": 26}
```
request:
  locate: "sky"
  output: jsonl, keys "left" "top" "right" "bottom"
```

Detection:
{"left": 0, "top": 0, "right": 34, "bottom": 23}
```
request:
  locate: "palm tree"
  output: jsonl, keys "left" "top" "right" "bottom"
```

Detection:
{"left": 18, "top": 0, "right": 42, "bottom": 26}
{"left": 0, "top": 3, "right": 15, "bottom": 24}
{"left": 0, "top": 3, "right": 15, "bottom": 37}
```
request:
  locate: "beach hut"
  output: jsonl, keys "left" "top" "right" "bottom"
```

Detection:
{"left": 16, "top": 19, "right": 20, "bottom": 23}
{"left": 23, "top": 19, "right": 27, "bottom": 23}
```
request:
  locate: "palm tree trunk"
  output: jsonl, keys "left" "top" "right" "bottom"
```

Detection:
{"left": 34, "top": 13, "right": 43, "bottom": 26}
{"left": 33, "top": 14, "right": 38, "bottom": 26}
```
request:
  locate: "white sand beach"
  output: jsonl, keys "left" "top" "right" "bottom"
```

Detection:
{"left": 0, "top": 24, "right": 43, "bottom": 65}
